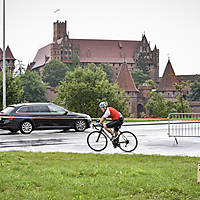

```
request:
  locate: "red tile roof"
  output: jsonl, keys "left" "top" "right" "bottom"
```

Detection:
{"left": 157, "top": 60, "right": 179, "bottom": 91}
{"left": 5, "top": 46, "right": 15, "bottom": 60}
{"left": 116, "top": 62, "right": 139, "bottom": 92}
{"left": 32, "top": 44, "right": 51, "bottom": 69}
{"left": 32, "top": 38, "right": 140, "bottom": 69}
{"left": 0, "top": 46, "right": 15, "bottom": 60}
{"left": 73, "top": 39, "right": 139, "bottom": 63}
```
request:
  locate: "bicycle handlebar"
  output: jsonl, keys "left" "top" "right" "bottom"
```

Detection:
{"left": 92, "top": 123, "right": 103, "bottom": 130}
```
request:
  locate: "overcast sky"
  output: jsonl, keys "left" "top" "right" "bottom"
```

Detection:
{"left": 0, "top": 0, "right": 199, "bottom": 77}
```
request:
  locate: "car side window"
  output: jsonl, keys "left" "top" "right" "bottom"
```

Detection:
{"left": 48, "top": 104, "right": 66, "bottom": 114}
{"left": 35, "top": 106, "right": 50, "bottom": 113}
{"left": 17, "top": 105, "right": 50, "bottom": 113}
{"left": 17, "top": 106, "right": 30, "bottom": 113}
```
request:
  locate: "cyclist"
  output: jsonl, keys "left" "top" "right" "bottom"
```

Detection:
{"left": 99, "top": 102, "right": 124, "bottom": 140}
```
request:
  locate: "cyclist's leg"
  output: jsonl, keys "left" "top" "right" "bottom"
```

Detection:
{"left": 113, "top": 118, "right": 124, "bottom": 136}
{"left": 104, "top": 125, "right": 114, "bottom": 135}
{"left": 105, "top": 121, "right": 118, "bottom": 136}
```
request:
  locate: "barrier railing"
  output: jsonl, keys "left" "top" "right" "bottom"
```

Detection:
{"left": 168, "top": 113, "right": 200, "bottom": 144}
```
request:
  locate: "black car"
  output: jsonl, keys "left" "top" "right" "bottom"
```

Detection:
{"left": 0, "top": 103, "right": 92, "bottom": 134}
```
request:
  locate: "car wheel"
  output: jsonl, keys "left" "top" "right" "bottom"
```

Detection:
{"left": 20, "top": 121, "right": 33, "bottom": 134}
{"left": 75, "top": 120, "right": 87, "bottom": 132}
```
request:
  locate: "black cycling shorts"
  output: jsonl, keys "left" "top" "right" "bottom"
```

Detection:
{"left": 106, "top": 117, "right": 124, "bottom": 132}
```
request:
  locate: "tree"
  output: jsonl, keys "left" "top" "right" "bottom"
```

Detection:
{"left": 54, "top": 65, "right": 130, "bottom": 118}
{"left": 0, "top": 71, "right": 23, "bottom": 110}
{"left": 145, "top": 92, "right": 177, "bottom": 118}
{"left": 71, "top": 55, "right": 80, "bottom": 71}
{"left": 145, "top": 91, "right": 191, "bottom": 118}
{"left": 42, "top": 59, "right": 69, "bottom": 87}
{"left": 187, "top": 78, "right": 200, "bottom": 101}
{"left": 97, "top": 63, "right": 114, "bottom": 83}
{"left": 16, "top": 71, "right": 47, "bottom": 102}
{"left": 174, "top": 80, "right": 191, "bottom": 113}
{"left": 145, "top": 79, "right": 157, "bottom": 89}
{"left": 131, "top": 69, "right": 151, "bottom": 87}
{"left": 136, "top": 52, "right": 150, "bottom": 74}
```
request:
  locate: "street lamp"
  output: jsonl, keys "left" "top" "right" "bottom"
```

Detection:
{"left": 2, "top": 0, "right": 6, "bottom": 109}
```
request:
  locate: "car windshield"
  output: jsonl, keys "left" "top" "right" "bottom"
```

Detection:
{"left": 0, "top": 106, "right": 15, "bottom": 114}
{"left": 48, "top": 104, "right": 66, "bottom": 114}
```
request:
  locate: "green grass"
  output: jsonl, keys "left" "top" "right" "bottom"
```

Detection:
{"left": 0, "top": 152, "right": 200, "bottom": 200}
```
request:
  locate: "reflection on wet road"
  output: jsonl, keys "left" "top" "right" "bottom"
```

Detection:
{"left": 0, "top": 138, "right": 69, "bottom": 148}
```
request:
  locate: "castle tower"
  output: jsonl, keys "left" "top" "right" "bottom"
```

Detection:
{"left": 53, "top": 20, "right": 67, "bottom": 42}
{"left": 152, "top": 45, "right": 159, "bottom": 82}
{"left": 157, "top": 59, "right": 179, "bottom": 101}
{"left": 0, "top": 46, "right": 16, "bottom": 74}
{"left": 116, "top": 61, "right": 139, "bottom": 117}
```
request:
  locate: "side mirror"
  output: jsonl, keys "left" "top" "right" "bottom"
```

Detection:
{"left": 64, "top": 110, "right": 68, "bottom": 115}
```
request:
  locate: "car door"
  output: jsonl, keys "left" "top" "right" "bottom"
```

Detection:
{"left": 47, "top": 104, "right": 72, "bottom": 128}
{"left": 32, "top": 105, "right": 53, "bottom": 128}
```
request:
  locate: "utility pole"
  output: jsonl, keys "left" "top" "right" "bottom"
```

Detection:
{"left": 3, "top": 0, "right": 6, "bottom": 109}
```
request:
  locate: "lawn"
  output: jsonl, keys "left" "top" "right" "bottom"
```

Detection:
{"left": 0, "top": 152, "right": 199, "bottom": 200}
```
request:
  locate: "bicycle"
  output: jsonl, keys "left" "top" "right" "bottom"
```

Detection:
{"left": 87, "top": 122, "right": 138, "bottom": 152}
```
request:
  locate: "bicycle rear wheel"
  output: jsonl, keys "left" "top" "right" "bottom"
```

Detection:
{"left": 87, "top": 131, "right": 108, "bottom": 152}
{"left": 118, "top": 131, "right": 138, "bottom": 152}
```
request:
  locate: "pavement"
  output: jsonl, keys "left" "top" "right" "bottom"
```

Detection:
{"left": 0, "top": 121, "right": 200, "bottom": 157}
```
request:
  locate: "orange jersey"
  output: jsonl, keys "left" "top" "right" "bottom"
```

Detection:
{"left": 103, "top": 107, "right": 122, "bottom": 120}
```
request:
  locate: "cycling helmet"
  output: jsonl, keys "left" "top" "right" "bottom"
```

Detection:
{"left": 99, "top": 102, "right": 108, "bottom": 108}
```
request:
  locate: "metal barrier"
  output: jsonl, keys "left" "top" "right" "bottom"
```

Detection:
{"left": 168, "top": 113, "right": 200, "bottom": 144}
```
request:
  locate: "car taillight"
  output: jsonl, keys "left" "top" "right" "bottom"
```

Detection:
{"left": 9, "top": 116, "right": 14, "bottom": 120}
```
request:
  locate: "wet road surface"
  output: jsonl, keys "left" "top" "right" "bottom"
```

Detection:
{"left": 0, "top": 122, "right": 200, "bottom": 156}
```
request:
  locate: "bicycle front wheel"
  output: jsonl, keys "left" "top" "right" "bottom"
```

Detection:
{"left": 87, "top": 131, "right": 108, "bottom": 152}
{"left": 118, "top": 131, "right": 138, "bottom": 152}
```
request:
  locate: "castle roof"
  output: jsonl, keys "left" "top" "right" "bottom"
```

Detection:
{"left": 73, "top": 39, "right": 139, "bottom": 63}
{"left": 32, "top": 38, "right": 140, "bottom": 69}
{"left": 116, "top": 62, "right": 139, "bottom": 92}
{"left": 32, "top": 44, "right": 51, "bottom": 69}
{"left": 177, "top": 74, "right": 200, "bottom": 82}
{"left": 157, "top": 60, "right": 179, "bottom": 91}
{"left": 0, "top": 46, "right": 15, "bottom": 61}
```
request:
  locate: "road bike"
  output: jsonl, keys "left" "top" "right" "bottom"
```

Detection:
{"left": 87, "top": 122, "right": 138, "bottom": 152}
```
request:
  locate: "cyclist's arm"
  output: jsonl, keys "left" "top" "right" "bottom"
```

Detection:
{"left": 99, "top": 117, "right": 106, "bottom": 125}
{"left": 99, "top": 108, "right": 110, "bottom": 125}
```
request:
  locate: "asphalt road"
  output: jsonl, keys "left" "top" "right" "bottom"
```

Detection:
{"left": 0, "top": 122, "right": 200, "bottom": 157}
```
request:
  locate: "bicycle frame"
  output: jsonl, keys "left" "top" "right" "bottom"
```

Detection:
{"left": 93, "top": 124, "right": 121, "bottom": 141}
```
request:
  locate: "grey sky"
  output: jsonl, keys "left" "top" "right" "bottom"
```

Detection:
{"left": 0, "top": 0, "right": 199, "bottom": 76}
